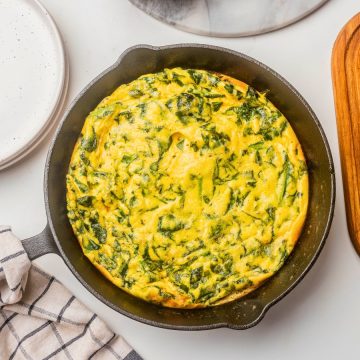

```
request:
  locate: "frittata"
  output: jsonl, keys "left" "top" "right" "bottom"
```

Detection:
{"left": 66, "top": 68, "right": 308, "bottom": 308}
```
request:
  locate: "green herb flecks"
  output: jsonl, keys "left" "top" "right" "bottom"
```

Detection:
{"left": 95, "top": 107, "right": 114, "bottom": 119}
{"left": 210, "top": 254, "right": 233, "bottom": 276}
{"left": 225, "top": 188, "right": 235, "bottom": 214}
{"left": 246, "top": 263, "right": 268, "bottom": 274}
{"left": 77, "top": 196, "right": 94, "bottom": 207}
{"left": 137, "top": 103, "right": 147, "bottom": 117}
{"left": 255, "top": 150, "right": 262, "bottom": 165}
{"left": 197, "top": 287, "right": 216, "bottom": 302}
{"left": 83, "top": 239, "right": 100, "bottom": 251}
{"left": 266, "top": 207, "right": 276, "bottom": 222}
{"left": 201, "top": 125, "right": 230, "bottom": 151}
{"left": 188, "top": 69, "right": 202, "bottom": 84}
{"left": 128, "top": 88, "right": 144, "bottom": 98}
{"left": 204, "top": 93, "right": 225, "bottom": 99}
{"left": 242, "top": 211, "right": 266, "bottom": 225}
{"left": 298, "top": 160, "right": 308, "bottom": 178}
{"left": 157, "top": 138, "right": 172, "bottom": 160}
{"left": 224, "top": 83, "right": 234, "bottom": 94}
{"left": 212, "top": 102, "right": 223, "bottom": 112}
{"left": 246, "top": 86, "right": 259, "bottom": 100}
{"left": 172, "top": 72, "right": 184, "bottom": 86}
{"left": 249, "top": 141, "right": 264, "bottom": 150}
{"left": 278, "top": 120, "right": 287, "bottom": 135}
{"left": 81, "top": 127, "right": 97, "bottom": 152}
{"left": 208, "top": 73, "right": 220, "bottom": 86}
{"left": 80, "top": 152, "right": 90, "bottom": 165}
{"left": 119, "top": 262, "right": 128, "bottom": 279}
{"left": 129, "top": 195, "right": 137, "bottom": 208}
{"left": 236, "top": 190, "right": 250, "bottom": 207}
{"left": 158, "top": 214, "right": 184, "bottom": 237}
{"left": 141, "top": 244, "right": 164, "bottom": 272}
{"left": 91, "top": 222, "right": 107, "bottom": 243}
{"left": 121, "top": 154, "right": 138, "bottom": 165}
{"left": 150, "top": 162, "right": 159, "bottom": 172}
{"left": 74, "top": 178, "right": 88, "bottom": 193}
{"left": 209, "top": 221, "right": 227, "bottom": 242}
{"left": 116, "top": 111, "right": 134, "bottom": 124}
{"left": 277, "top": 241, "right": 289, "bottom": 269}
{"left": 98, "top": 253, "right": 117, "bottom": 271}
{"left": 184, "top": 239, "right": 205, "bottom": 257}
{"left": 227, "top": 103, "right": 258, "bottom": 125}
{"left": 278, "top": 154, "right": 293, "bottom": 203}
{"left": 212, "top": 157, "right": 239, "bottom": 185}
{"left": 176, "top": 139, "right": 185, "bottom": 150}
{"left": 190, "top": 266, "right": 203, "bottom": 289}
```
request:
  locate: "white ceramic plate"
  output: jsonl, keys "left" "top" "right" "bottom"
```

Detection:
{"left": 0, "top": 0, "right": 68, "bottom": 170}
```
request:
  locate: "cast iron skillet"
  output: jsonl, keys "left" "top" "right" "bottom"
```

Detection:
{"left": 22, "top": 44, "right": 335, "bottom": 330}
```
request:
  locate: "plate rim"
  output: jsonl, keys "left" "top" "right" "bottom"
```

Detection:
{"left": 0, "top": 0, "right": 69, "bottom": 171}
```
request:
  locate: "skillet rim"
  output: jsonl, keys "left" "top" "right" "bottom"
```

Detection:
{"left": 44, "top": 43, "right": 336, "bottom": 330}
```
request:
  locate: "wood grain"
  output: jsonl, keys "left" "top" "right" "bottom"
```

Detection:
{"left": 332, "top": 12, "right": 360, "bottom": 255}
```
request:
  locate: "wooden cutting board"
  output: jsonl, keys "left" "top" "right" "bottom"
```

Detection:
{"left": 332, "top": 12, "right": 360, "bottom": 256}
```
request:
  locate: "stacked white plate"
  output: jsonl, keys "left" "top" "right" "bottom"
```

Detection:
{"left": 0, "top": 0, "right": 68, "bottom": 170}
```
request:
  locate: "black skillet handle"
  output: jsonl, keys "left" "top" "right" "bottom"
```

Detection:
{"left": 21, "top": 224, "right": 60, "bottom": 260}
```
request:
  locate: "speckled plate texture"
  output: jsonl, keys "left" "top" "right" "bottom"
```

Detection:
{"left": 129, "top": 0, "right": 329, "bottom": 37}
{"left": 23, "top": 44, "right": 335, "bottom": 330}
{"left": 0, "top": 0, "right": 68, "bottom": 170}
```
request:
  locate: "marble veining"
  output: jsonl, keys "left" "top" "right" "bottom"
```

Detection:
{"left": 129, "top": 0, "right": 329, "bottom": 37}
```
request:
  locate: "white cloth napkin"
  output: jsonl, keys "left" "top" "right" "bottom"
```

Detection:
{"left": 0, "top": 226, "right": 142, "bottom": 360}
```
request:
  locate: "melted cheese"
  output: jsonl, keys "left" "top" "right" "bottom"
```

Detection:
{"left": 66, "top": 68, "right": 308, "bottom": 308}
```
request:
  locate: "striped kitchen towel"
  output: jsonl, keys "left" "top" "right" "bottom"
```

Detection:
{"left": 0, "top": 226, "right": 143, "bottom": 360}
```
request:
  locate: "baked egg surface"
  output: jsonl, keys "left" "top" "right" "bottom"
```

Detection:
{"left": 66, "top": 68, "right": 308, "bottom": 308}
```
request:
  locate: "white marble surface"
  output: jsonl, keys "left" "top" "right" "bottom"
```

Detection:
{"left": 1, "top": 0, "right": 360, "bottom": 359}
{"left": 130, "top": 0, "right": 329, "bottom": 37}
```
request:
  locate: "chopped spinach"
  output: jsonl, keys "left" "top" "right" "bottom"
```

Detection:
{"left": 176, "top": 139, "right": 185, "bottom": 150}
{"left": 212, "top": 102, "right": 223, "bottom": 112}
{"left": 188, "top": 69, "right": 202, "bottom": 84}
{"left": 158, "top": 214, "right": 184, "bottom": 235}
{"left": 74, "top": 178, "right": 88, "bottom": 193}
{"left": 77, "top": 196, "right": 94, "bottom": 207}
{"left": 224, "top": 83, "right": 234, "bottom": 94}
{"left": 83, "top": 239, "right": 100, "bottom": 251}
{"left": 128, "top": 88, "right": 144, "bottom": 98}
{"left": 91, "top": 222, "right": 107, "bottom": 243}
{"left": 81, "top": 127, "right": 97, "bottom": 152}
{"left": 121, "top": 154, "right": 138, "bottom": 164}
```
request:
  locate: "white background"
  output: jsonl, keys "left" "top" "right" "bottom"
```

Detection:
{"left": 1, "top": 0, "right": 360, "bottom": 359}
